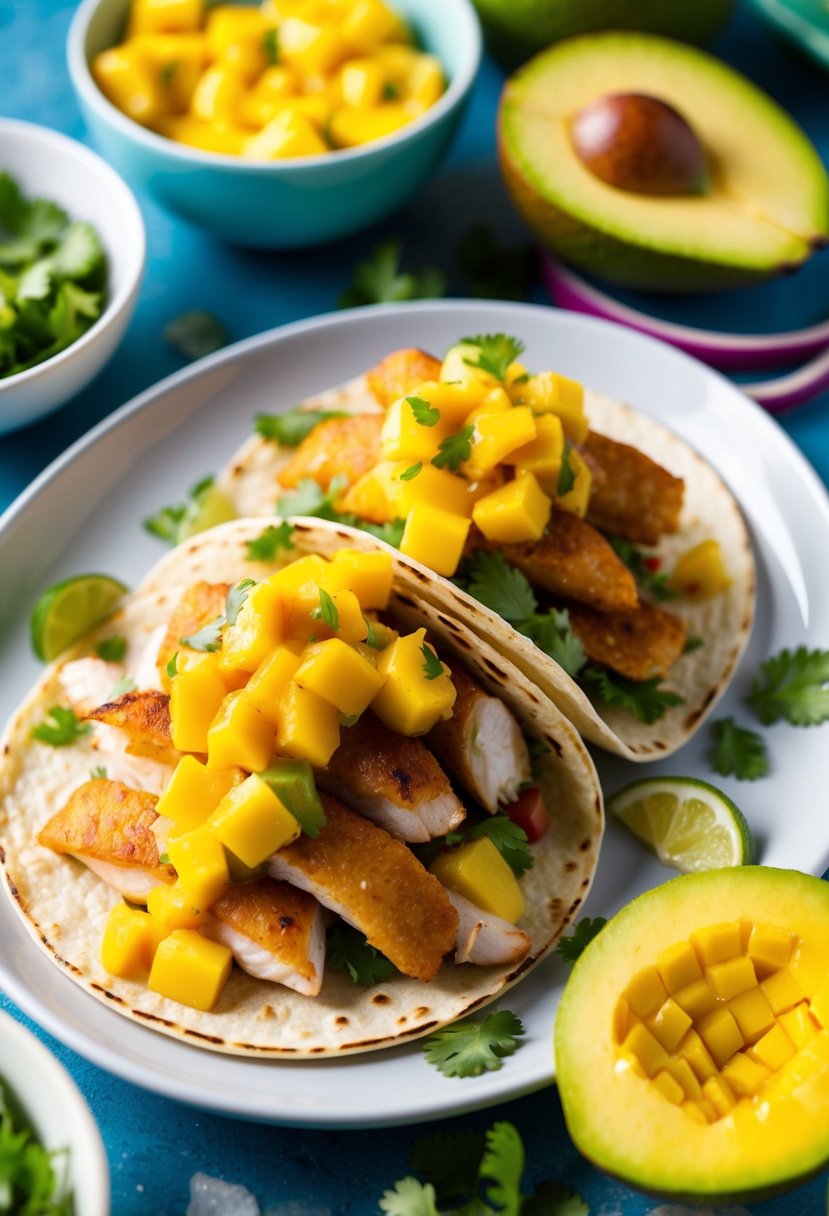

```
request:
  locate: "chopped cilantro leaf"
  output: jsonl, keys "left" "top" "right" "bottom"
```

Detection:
{"left": 556, "top": 916, "right": 607, "bottom": 963}
{"left": 95, "top": 635, "right": 127, "bottom": 662}
{"left": 608, "top": 535, "right": 675, "bottom": 602}
{"left": 379, "top": 1178, "right": 439, "bottom": 1215}
{"left": 262, "top": 27, "right": 278, "bottom": 64}
{"left": 582, "top": 665, "right": 684, "bottom": 723}
{"left": 0, "top": 1082, "right": 72, "bottom": 1214}
{"left": 527, "top": 738, "right": 549, "bottom": 783}
{"left": 684, "top": 634, "right": 704, "bottom": 653}
{"left": 315, "top": 587, "right": 339, "bottom": 632}
{"left": 400, "top": 462, "right": 422, "bottom": 481}
{"left": 711, "top": 716, "right": 769, "bottom": 781}
{"left": 522, "top": 609, "right": 586, "bottom": 679}
{"left": 164, "top": 310, "right": 227, "bottom": 360}
{"left": 423, "top": 1010, "right": 524, "bottom": 1078}
{"left": 338, "top": 237, "right": 446, "bottom": 308}
{"left": 458, "top": 224, "right": 535, "bottom": 302}
{"left": 166, "top": 651, "right": 179, "bottom": 678}
{"left": 382, "top": 81, "right": 400, "bottom": 100}
{"left": 143, "top": 475, "right": 219, "bottom": 546}
{"left": 90, "top": 765, "right": 108, "bottom": 779}
{"left": 748, "top": 646, "right": 829, "bottom": 726}
{"left": 360, "top": 518, "right": 405, "bottom": 548}
{"left": 327, "top": 923, "right": 396, "bottom": 985}
{"left": 479, "top": 1122, "right": 524, "bottom": 1216}
{"left": 31, "top": 706, "right": 91, "bottom": 747}
{"left": 556, "top": 441, "right": 575, "bottom": 497}
{"left": 462, "top": 814, "right": 533, "bottom": 878}
{"left": 431, "top": 425, "right": 474, "bottom": 472}
{"left": 109, "top": 676, "right": 136, "bottom": 699}
{"left": 181, "top": 616, "right": 224, "bottom": 653}
{"left": 158, "top": 853, "right": 171, "bottom": 866}
{"left": 421, "top": 642, "right": 445, "bottom": 680}
{"left": 245, "top": 521, "right": 296, "bottom": 561}
{"left": 460, "top": 333, "right": 525, "bottom": 382}
{"left": 159, "top": 60, "right": 179, "bottom": 86}
{"left": 225, "top": 578, "right": 256, "bottom": 626}
{"left": 277, "top": 474, "right": 347, "bottom": 520}
{"left": 407, "top": 395, "right": 440, "bottom": 427}
{"left": 254, "top": 407, "right": 347, "bottom": 446}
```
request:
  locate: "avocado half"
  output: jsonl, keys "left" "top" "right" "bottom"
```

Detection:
{"left": 498, "top": 33, "right": 829, "bottom": 291}
{"left": 555, "top": 867, "right": 829, "bottom": 1202}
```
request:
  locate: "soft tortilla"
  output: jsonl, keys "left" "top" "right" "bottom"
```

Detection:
{"left": 216, "top": 378, "right": 755, "bottom": 760}
{"left": 0, "top": 520, "right": 602, "bottom": 1058}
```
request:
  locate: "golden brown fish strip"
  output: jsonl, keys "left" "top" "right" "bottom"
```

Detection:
{"left": 584, "top": 431, "right": 684, "bottom": 546}
{"left": 156, "top": 581, "right": 229, "bottom": 678}
{"left": 277, "top": 414, "right": 384, "bottom": 493}
{"left": 568, "top": 600, "right": 687, "bottom": 681}
{"left": 272, "top": 794, "right": 458, "bottom": 981}
{"left": 210, "top": 879, "right": 322, "bottom": 983}
{"left": 366, "top": 348, "right": 442, "bottom": 408}
{"left": 469, "top": 508, "right": 638, "bottom": 613}
{"left": 86, "top": 690, "right": 177, "bottom": 764}
{"left": 38, "top": 779, "right": 173, "bottom": 879}
{"left": 320, "top": 712, "right": 457, "bottom": 811}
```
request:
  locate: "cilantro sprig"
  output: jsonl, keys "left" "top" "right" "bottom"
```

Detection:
{"left": 407, "top": 395, "right": 440, "bottom": 427}
{"left": 31, "top": 706, "right": 91, "bottom": 747}
{"left": 225, "top": 578, "right": 255, "bottom": 626}
{"left": 431, "top": 425, "right": 474, "bottom": 472}
{"left": 421, "top": 643, "right": 445, "bottom": 681}
{"left": 710, "top": 717, "right": 769, "bottom": 781}
{"left": 748, "top": 646, "right": 829, "bottom": 726}
{"left": 556, "top": 917, "right": 607, "bottom": 964}
{"left": 276, "top": 475, "right": 405, "bottom": 547}
{"left": 423, "top": 1011, "right": 524, "bottom": 1079}
{"left": 163, "top": 310, "right": 227, "bottom": 360}
{"left": 338, "top": 238, "right": 446, "bottom": 308}
{"left": 143, "top": 474, "right": 221, "bottom": 545}
{"left": 445, "top": 814, "right": 533, "bottom": 879}
{"left": 0, "top": 1084, "right": 72, "bottom": 1215}
{"left": 245, "top": 521, "right": 295, "bottom": 561}
{"left": 313, "top": 587, "right": 339, "bottom": 632}
{"left": 608, "top": 535, "right": 675, "bottom": 602}
{"left": 460, "top": 334, "right": 525, "bottom": 383}
{"left": 254, "top": 407, "right": 347, "bottom": 447}
{"left": 556, "top": 442, "right": 575, "bottom": 497}
{"left": 582, "top": 665, "right": 684, "bottom": 724}
{"left": 95, "top": 635, "right": 127, "bottom": 662}
{"left": 327, "top": 924, "right": 396, "bottom": 985}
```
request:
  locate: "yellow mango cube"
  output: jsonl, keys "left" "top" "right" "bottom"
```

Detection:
{"left": 147, "top": 880, "right": 206, "bottom": 929}
{"left": 406, "top": 54, "right": 444, "bottom": 107}
{"left": 207, "top": 691, "right": 275, "bottom": 772}
{"left": 206, "top": 5, "right": 269, "bottom": 56}
{"left": 372, "top": 628, "right": 457, "bottom": 735}
{"left": 331, "top": 589, "right": 370, "bottom": 643}
{"left": 245, "top": 646, "right": 303, "bottom": 724}
{"left": 673, "top": 977, "right": 719, "bottom": 1021}
{"left": 657, "top": 940, "right": 704, "bottom": 993}
{"left": 760, "top": 967, "right": 805, "bottom": 1015}
{"left": 678, "top": 1029, "right": 717, "bottom": 1083}
{"left": 168, "top": 825, "right": 229, "bottom": 909}
{"left": 510, "top": 413, "right": 565, "bottom": 495}
{"left": 748, "top": 1023, "right": 796, "bottom": 1071}
{"left": 220, "top": 579, "right": 284, "bottom": 674}
{"left": 285, "top": 583, "right": 367, "bottom": 643}
{"left": 156, "top": 755, "right": 240, "bottom": 830}
{"left": 271, "top": 556, "right": 330, "bottom": 593}
{"left": 329, "top": 103, "right": 413, "bottom": 148}
{"left": 278, "top": 17, "right": 343, "bottom": 75}
{"left": 396, "top": 462, "right": 486, "bottom": 518}
{"left": 275, "top": 681, "right": 341, "bottom": 767}
{"left": 555, "top": 447, "right": 592, "bottom": 518}
{"left": 242, "top": 109, "right": 328, "bottom": 158}
{"left": 691, "top": 921, "right": 743, "bottom": 966}
{"left": 645, "top": 998, "right": 693, "bottom": 1053}
{"left": 619, "top": 1023, "right": 668, "bottom": 1078}
{"left": 241, "top": 65, "right": 300, "bottom": 126}
{"left": 779, "top": 1003, "right": 820, "bottom": 1049}
{"left": 465, "top": 387, "right": 514, "bottom": 421}
{"left": 341, "top": 0, "right": 403, "bottom": 52}
{"left": 337, "top": 57, "right": 384, "bottom": 108}
{"left": 706, "top": 955, "right": 757, "bottom": 1000}
{"left": 622, "top": 966, "right": 667, "bottom": 1020}
{"left": 697, "top": 1007, "right": 744, "bottom": 1068}
{"left": 811, "top": 974, "right": 829, "bottom": 1028}
{"left": 440, "top": 343, "right": 499, "bottom": 391}
{"left": 419, "top": 379, "right": 487, "bottom": 427}
{"left": 128, "top": 0, "right": 202, "bottom": 36}
{"left": 518, "top": 370, "right": 588, "bottom": 443}
{"left": 400, "top": 504, "right": 470, "bottom": 577}
{"left": 465, "top": 408, "right": 537, "bottom": 475}
{"left": 92, "top": 47, "right": 166, "bottom": 126}
{"left": 155, "top": 115, "right": 248, "bottom": 154}
{"left": 665, "top": 1055, "right": 702, "bottom": 1101}
{"left": 702, "top": 1075, "right": 736, "bottom": 1118}
{"left": 148, "top": 928, "right": 232, "bottom": 1011}
{"left": 748, "top": 922, "right": 795, "bottom": 975}
{"left": 190, "top": 62, "right": 246, "bottom": 123}
{"left": 721, "top": 1051, "right": 771, "bottom": 1098}
{"left": 727, "top": 986, "right": 775, "bottom": 1043}
{"left": 210, "top": 773, "right": 300, "bottom": 867}
{"left": 133, "top": 34, "right": 207, "bottom": 112}
{"left": 669, "top": 540, "right": 731, "bottom": 600}
{"left": 471, "top": 473, "right": 551, "bottom": 544}
{"left": 326, "top": 550, "right": 393, "bottom": 610}
{"left": 170, "top": 656, "right": 229, "bottom": 753}
{"left": 101, "top": 902, "right": 166, "bottom": 978}
{"left": 338, "top": 461, "right": 400, "bottom": 523}
{"left": 380, "top": 395, "right": 450, "bottom": 462}
{"left": 430, "top": 835, "right": 524, "bottom": 924}
{"left": 789, "top": 939, "right": 829, "bottom": 997}
{"left": 294, "top": 638, "right": 384, "bottom": 717}
{"left": 651, "top": 1070, "right": 684, "bottom": 1105}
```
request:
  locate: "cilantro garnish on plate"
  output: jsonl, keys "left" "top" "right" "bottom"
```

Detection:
{"left": 95, "top": 635, "right": 127, "bottom": 662}
{"left": 31, "top": 706, "right": 90, "bottom": 747}
{"left": 556, "top": 916, "right": 607, "bottom": 964}
{"left": 582, "top": 665, "right": 684, "bottom": 724}
{"left": 254, "top": 407, "right": 347, "bottom": 447}
{"left": 327, "top": 923, "right": 396, "bottom": 985}
{"left": 276, "top": 476, "right": 405, "bottom": 548}
{"left": 748, "top": 646, "right": 829, "bottom": 726}
{"left": 422, "top": 1010, "right": 524, "bottom": 1078}
{"left": 338, "top": 237, "right": 446, "bottom": 308}
{"left": 0, "top": 1083, "right": 72, "bottom": 1215}
{"left": 245, "top": 521, "right": 295, "bottom": 561}
{"left": 460, "top": 333, "right": 525, "bottom": 382}
{"left": 710, "top": 717, "right": 769, "bottom": 781}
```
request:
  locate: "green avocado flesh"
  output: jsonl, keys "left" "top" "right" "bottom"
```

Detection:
{"left": 555, "top": 867, "right": 829, "bottom": 1202}
{"left": 499, "top": 33, "right": 829, "bottom": 291}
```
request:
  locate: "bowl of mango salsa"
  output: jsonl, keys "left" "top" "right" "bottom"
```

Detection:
{"left": 68, "top": 0, "right": 481, "bottom": 247}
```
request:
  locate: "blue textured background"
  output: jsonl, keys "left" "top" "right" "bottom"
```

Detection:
{"left": 1, "top": 1, "right": 829, "bottom": 1212}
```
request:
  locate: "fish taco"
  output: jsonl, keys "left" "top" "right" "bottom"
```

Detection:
{"left": 215, "top": 335, "right": 755, "bottom": 760}
{"left": 0, "top": 519, "right": 602, "bottom": 1057}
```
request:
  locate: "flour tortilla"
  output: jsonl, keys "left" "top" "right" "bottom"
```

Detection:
{"left": 217, "top": 378, "right": 755, "bottom": 759}
{"left": 0, "top": 519, "right": 602, "bottom": 1058}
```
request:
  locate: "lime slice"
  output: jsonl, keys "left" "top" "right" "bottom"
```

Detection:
{"left": 608, "top": 776, "right": 753, "bottom": 872}
{"left": 30, "top": 573, "right": 129, "bottom": 662}
{"left": 177, "top": 485, "right": 236, "bottom": 541}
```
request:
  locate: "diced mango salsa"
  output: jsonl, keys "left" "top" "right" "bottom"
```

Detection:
{"left": 128, "top": 0, "right": 203, "bottom": 37}
{"left": 294, "top": 638, "right": 384, "bottom": 716}
{"left": 244, "top": 645, "right": 303, "bottom": 723}
{"left": 242, "top": 109, "right": 328, "bottom": 159}
{"left": 220, "top": 579, "right": 284, "bottom": 674}
{"left": 169, "top": 654, "right": 229, "bottom": 753}
{"left": 209, "top": 772, "right": 300, "bottom": 867}
{"left": 168, "top": 825, "right": 229, "bottom": 908}
{"left": 330, "top": 588, "right": 370, "bottom": 643}
{"left": 147, "top": 880, "right": 207, "bottom": 930}
{"left": 155, "top": 755, "right": 239, "bottom": 829}
{"left": 400, "top": 504, "right": 470, "bottom": 577}
{"left": 148, "top": 928, "right": 232, "bottom": 1011}
{"left": 380, "top": 395, "right": 451, "bottom": 462}
{"left": 396, "top": 463, "right": 486, "bottom": 519}
{"left": 430, "top": 835, "right": 525, "bottom": 924}
{"left": 92, "top": 46, "right": 166, "bottom": 126}
{"left": 275, "top": 681, "right": 341, "bottom": 766}
{"left": 101, "top": 902, "right": 166, "bottom": 978}
{"left": 555, "top": 446, "right": 592, "bottom": 518}
{"left": 471, "top": 473, "right": 551, "bottom": 544}
{"left": 510, "top": 413, "right": 565, "bottom": 494}
{"left": 372, "top": 627, "right": 456, "bottom": 734}
{"left": 207, "top": 690, "right": 275, "bottom": 771}
{"left": 669, "top": 540, "right": 731, "bottom": 600}
{"left": 518, "top": 370, "right": 588, "bottom": 443}
{"left": 325, "top": 550, "right": 393, "bottom": 610}
{"left": 465, "top": 408, "right": 537, "bottom": 476}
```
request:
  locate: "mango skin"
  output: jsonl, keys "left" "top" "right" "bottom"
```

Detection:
{"left": 555, "top": 867, "right": 829, "bottom": 1204}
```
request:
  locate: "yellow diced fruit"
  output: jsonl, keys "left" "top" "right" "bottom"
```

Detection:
{"left": 380, "top": 395, "right": 451, "bottom": 461}
{"left": 652, "top": 1070, "right": 684, "bottom": 1106}
{"left": 338, "top": 461, "right": 400, "bottom": 523}
{"left": 337, "top": 57, "right": 385, "bottom": 108}
{"left": 466, "top": 408, "right": 537, "bottom": 475}
{"left": 619, "top": 1023, "right": 668, "bottom": 1078}
{"left": 101, "top": 903, "right": 166, "bottom": 978}
{"left": 245, "top": 646, "right": 303, "bottom": 724}
{"left": 420, "top": 379, "right": 488, "bottom": 426}
{"left": 400, "top": 504, "right": 470, "bottom": 577}
{"left": 721, "top": 1052, "right": 771, "bottom": 1098}
{"left": 697, "top": 1007, "right": 744, "bottom": 1068}
{"left": 646, "top": 998, "right": 692, "bottom": 1053}
{"left": 156, "top": 755, "right": 239, "bottom": 830}
{"left": 779, "top": 1002, "right": 820, "bottom": 1049}
{"left": 748, "top": 1023, "right": 796, "bottom": 1072}
{"left": 209, "top": 773, "right": 300, "bottom": 868}
{"left": 430, "top": 836, "right": 524, "bottom": 924}
{"left": 788, "top": 939, "right": 829, "bottom": 998}
{"left": 341, "top": 0, "right": 402, "bottom": 53}
{"left": 128, "top": 0, "right": 202, "bottom": 36}
{"left": 397, "top": 462, "right": 487, "bottom": 518}
{"left": 92, "top": 47, "right": 166, "bottom": 126}
{"left": 669, "top": 540, "right": 731, "bottom": 601}
{"left": 747, "top": 923, "right": 794, "bottom": 976}
{"left": 406, "top": 54, "right": 444, "bottom": 107}
{"left": 147, "top": 880, "right": 206, "bottom": 930}
{"left": 272, "top": 556, "right": 330, "bottom": 593}
{"left": 440, "top": 343, "right": 499, "bottom": 391}
{"left": 465, "top": 387, "right": 514, "bottom": 420}
{"left": 133, "top": 34, "right": 207, "bottom": 112}
{"left": 811, "top": 975, "right": 829, "bottom": 1028}
{"left": 240, "top": 65, "right": 300, "bottom": 126}
{"left": 169, "top": 656, "right": 229, "bottom": 753}
{"left": 331, "top": 589, "right": 370, "bottom": 643}
{"left": 155, "top": 115, "right": 248, "bottom": 154}
{"left": 760, "top": 967, "right": 805, "bottom": 1015}
{"left": 510, "top": 413, "right": 565, "bottom": 494}
{"left": 190, "top": 63, "right": 246, "bottom": 123}
{"left": 691, "top": 921, "right": 743, "bottom": 966}
{"left": 678, "top": 1029, "right": 717, "bottom": 1083}
{"left": 375, "top": 42, "right": 419, "bottom": 83}
{"left": 706, "top": 955, "right": 757, "bottom": 1001}
{"left": 206, "top": 5, "right": 269, "bottom": 55}
{"left": 728, "top": 986, "right": 775, "bottom": 1043}
{"left": 275, "top": 682, "right": 341, "bottom": 767}
{"left": 657, "top": 940, "right": 704, "bottom": 993}
{"left": 673, "top": 977, "right": 718, "bottom": 1021}
{"left": 220, "top": 580, "right": 284, "bottom": 674}
{"left": 555, "top": 447, "right": 592, "bottom": 518}
{"left": 622, "top": 966, "right": 667, "bottom": 1019}
{"left": 613, "top": 997, "right": 630, "bottom": 1044}
{"left": 294, "top": 638, "right": 384, "bottom": 717}
{"left": 666, "top": 1056, "right": 702, "bottom": 1101}
{"left": 682, "top": 1102, "right": 708, "bottom": 1126}
{"left": 471, "top": 473, "right": 551, "bottom": 544}
{"left": 518, "top": 370, "right": 588, "bottom": 443}
{"left": 372, "top": 627, "right": 457, "bottom": 735}
{"left": 243, "top": 109, "right": 329, "bottom": 158}
{"left": 207, "top": 691, "right": 275, "bottom": 772}
{"left": 702, "top": 1075, "right": 736, "bottom": 1118}
{"left": 168, "top": 825, "right": 229, "bottom": 909}
{"left": 329, "top": 104, "right": 413, "bottom": 148}
{"left": 148, "top": 928, "right": 232, "bottom": 1012}
{"left": 278, "top": 17, "right": 343, "bottom": 75}
{"left": 326, "top": 550, "right": 393, "bottom": 610}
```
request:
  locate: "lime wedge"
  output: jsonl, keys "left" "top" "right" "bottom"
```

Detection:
{"left": 608, "top": 776, "right": 753, "bottom": 872}
{"left": 177, "top": 485, "right": 236, "bottom": 541}
{"left": 31, "top": 573, "right": 129, "bottom": 662}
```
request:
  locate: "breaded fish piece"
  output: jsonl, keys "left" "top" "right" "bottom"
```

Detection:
{"left": 268, "top": 794, "right": 458, "bottom": 982}
{"left": 366, "top": 348, "right": 442, "bottom": 408}
{"left": 448, "top": 891, "right": 531, "bottom": 966}
{"left": 207, "top": 879, "right": 326, "bottom": 997}
{"left": 585, "top": 431, "right": 684, "bottom": 546}
{"left": 156, "top": 581, "right": 229, "bottom": 677}
{"left": 86, "top": 691, "right": 176, "bottom": 764}
{"left": 316, "top": 713, "right": 465, "bottom": 843}
{"left": 38, "top": 779, "right": 174, "bottom": 901}
{"left": 470, "top": 509, "right": 638, "bottom": 613}
{"left": 568, "top": 600, "right": 688, "bottom": 681}
{"left": 429, "top": 667, "right": 530, "bottom": 813}
{"left": 277, "top": 414, "right": 384, "bottom": 493}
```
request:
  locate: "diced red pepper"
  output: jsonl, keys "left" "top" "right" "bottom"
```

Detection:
{"left": 644, "top": 556, "right": 662, "bottom": 572}
{"left": 503, "top": 786, "right": 551, "bottom": 843}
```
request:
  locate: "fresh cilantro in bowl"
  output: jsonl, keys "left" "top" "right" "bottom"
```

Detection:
{"left": 0, "top": 1080, "right": 73, "bottom": 1214}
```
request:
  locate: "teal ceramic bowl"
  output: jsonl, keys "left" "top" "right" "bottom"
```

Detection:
{"left": 67, "top": 0, "right": 481, "bottom": 248}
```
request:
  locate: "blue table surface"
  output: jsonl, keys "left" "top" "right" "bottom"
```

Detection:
{"left": 2, "top": 2, "right": 829, "bottom": 1212}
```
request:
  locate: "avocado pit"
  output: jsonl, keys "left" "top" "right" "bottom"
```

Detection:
{"left": 569, "top": 92, "right": 709, "bottom": 197}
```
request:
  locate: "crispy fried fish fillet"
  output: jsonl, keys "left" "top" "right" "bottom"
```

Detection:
{"left": 316, "top": 713, "right": 465, "bottom": 843}
{"left": 585, "top": 431, "right": 684, "bottom": 546}
{"left": 448, "top": 891, "right": 531, "bottom": 966}
{"left": 86, "top": 691, "right": 176, "bottom": 764}
{"left": 38, "top": 778, "right": 174, "bottom": 900}
{"left": 156, "top": 581, "right": 229, "bottom": 678}
{"left": 568, "top": 600, "right": 687, "bottom": 681}
{"left": 277, "top": 414, "right": 384, "bottom": 493}
{"left": 469, "top": 509, "right": 638, "bottom": 613}
{"left": 268, "top": 794, "right": 458, "bottom": 981}
{"left": 366, "top": 348, "right": 442, "bottom": 408}
{"left": 428, "top": 667, "right": 530, "bottom": 813}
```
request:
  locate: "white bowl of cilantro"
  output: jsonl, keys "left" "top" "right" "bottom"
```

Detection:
{"left": 0, "top": 1009, "right": 109, "bottom": 1213}
{"left": 0, "top": 118, "right": 145, "bottom": 435}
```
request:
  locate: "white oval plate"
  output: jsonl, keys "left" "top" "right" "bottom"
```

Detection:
{"left": 1, "top": 301, "right": 828, "bottom": 1128}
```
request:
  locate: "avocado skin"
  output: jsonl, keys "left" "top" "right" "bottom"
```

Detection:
{"left": 474, "top": 0, "right": 736, "bottom": 72}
